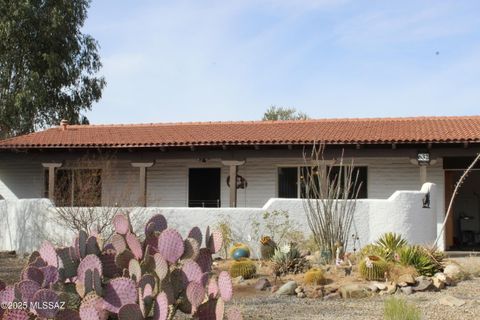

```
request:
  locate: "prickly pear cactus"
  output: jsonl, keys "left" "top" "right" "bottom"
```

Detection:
{"left": 0, "top": 213, "right": 241, "bottom": 319}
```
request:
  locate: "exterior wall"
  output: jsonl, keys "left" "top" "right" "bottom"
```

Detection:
{"left": 0, "top": 183, "right": 438, "bottom": 254}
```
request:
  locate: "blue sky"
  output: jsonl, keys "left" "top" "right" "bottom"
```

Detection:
{"left": 83, "top": 0, "right": 480, "bottom": 124}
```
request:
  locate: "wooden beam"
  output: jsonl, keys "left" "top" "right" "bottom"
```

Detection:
{"left": 229, "top": 164, "right": 237, "bottom": 207}
{"left": 427, "top": 143, "right": 433, "bottom": 149}
{"left": 463, "top": 142, "right": 469, "bottom": 149}
{"left": 131, "top": 162, "right": 154, "bottom": 207}
{"left": 42, "top": 163, "right": 62, "bottom": 201}
{"left": 391, "top": 143, "right": 397, "bottom": 150}
{"left": 287, "top": 144, "right": 293, "bottom": 150}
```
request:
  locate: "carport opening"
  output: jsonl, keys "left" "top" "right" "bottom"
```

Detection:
{"left": 445, "top": 157, "right": 480, "bottom": 251}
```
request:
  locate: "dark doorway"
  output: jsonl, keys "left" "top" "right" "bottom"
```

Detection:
{"left": 188, "top": 168, "right": 221, "bottom": 207}
{"left": 444, "top": 170, "right": 480, "bottom": 250}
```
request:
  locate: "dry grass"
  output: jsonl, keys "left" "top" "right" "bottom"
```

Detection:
{"left": 387, "top": 264, "right": 418, "bottom": 282}
{"left": 452, "top": 256, "right": 480, "bottom": 278}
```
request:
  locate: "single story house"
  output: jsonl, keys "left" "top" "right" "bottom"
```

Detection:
{"left": 0, "top": 116, "right": 479, "bottom": 251}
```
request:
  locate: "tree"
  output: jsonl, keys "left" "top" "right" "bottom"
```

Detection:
{"left": 0, "top": 0, "right": 105, "bottom": 138}
{"left": 262, "top": 106, "right": 309, "bottom": 121}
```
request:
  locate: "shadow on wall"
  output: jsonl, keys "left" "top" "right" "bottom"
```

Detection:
{"left": 0, "top": 199, "right": 75, "bottom": 253}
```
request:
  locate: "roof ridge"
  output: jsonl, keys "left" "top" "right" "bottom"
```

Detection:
{"left": 45, "top": 115, "right": 480, "bottom": 128}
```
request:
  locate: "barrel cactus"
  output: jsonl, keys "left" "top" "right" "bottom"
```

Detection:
{"left": 359, "top": 255, "right": 388, "bottom": 281}
{"left": 229, "top": 259, "right": 257, "bottom": 279}
{"left": 228, "top": 243, "right": 250, "bottom": 261}
{"left": 259, "top": 236, "right": 276, "bottom": 260}
{"left": 0, "top": 213, "right": 240, "bottom": 319}
{"left": 303, "top": 268, "right": 325, "bottom": 286}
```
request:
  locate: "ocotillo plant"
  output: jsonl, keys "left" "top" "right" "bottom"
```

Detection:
{"left": 0, "top": 213, "right": 244, "bottom": 320}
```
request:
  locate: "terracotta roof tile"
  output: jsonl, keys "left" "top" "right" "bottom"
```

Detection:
{"left": 0, "top": 116, "right": 479, "bottom": 149}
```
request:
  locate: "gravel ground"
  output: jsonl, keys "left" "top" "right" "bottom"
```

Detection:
{"left": 232, "top": 276, "right": 480, "bottom": 320}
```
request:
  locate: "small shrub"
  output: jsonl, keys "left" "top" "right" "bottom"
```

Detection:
{"left": 229, "top": 258, "right": 257, "bottom": 279}
{"left": 304, "top": 268, "right": 325, "bottom": 285}
{"left": 384, "top": 297, "right": 422, "bottom": 320}
{"left": 359, "top": 255, "right": 388, "bottom": 281}
{"left": 215, "top": 218, "right": 234, "bottom": 259}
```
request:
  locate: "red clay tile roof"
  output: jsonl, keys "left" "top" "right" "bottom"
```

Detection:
{"left": 0, "top": 116, "right": 479, "bottom": 149}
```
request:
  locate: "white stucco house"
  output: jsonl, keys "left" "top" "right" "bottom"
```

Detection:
{"left": 0, "top": 116, "right": 479, "bottom": 253}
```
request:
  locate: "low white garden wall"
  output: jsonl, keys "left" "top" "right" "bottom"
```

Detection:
{"left": 0, "top": 183, "right": 438, "bottom": 254}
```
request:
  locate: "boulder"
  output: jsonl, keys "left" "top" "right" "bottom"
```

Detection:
{"left": 323, "top": 292, "right": 341, "bottom": 300}
{"left": 397, "top": 274, "right": 416, "bottom": 286}
{"left": 434, "top": 273, "right": 452, "bottom": 286}
{"left": 444, "top": 264, "right": 464, "bottom": 282}
{"left": 339, "top": 284, "right": 370, "bottom": 299}
{"left": 413, "top": 277, "right": 432, "bottom": 292}
{"left": 386, "top": 283, "right": 397, "bottom": 295}
{"left": 373, "top": 282, "right": 387, "bottom": 291}
{"left": 439, "top": 295, "right": 466, "bottom": 307}
{"left": 297, "top": 292, "right": 306, "bottom": 298}
{"left": 432, "top": 277, "right": 445, "bottom": 290}
{"left": 254, "top": 278, "right": 271, "bottom": 291}
{"left": 275, "top": 281, "right": 298, "bottom": 296}
{"left": 400, "top": 286, "right": 413, "bottom": 295}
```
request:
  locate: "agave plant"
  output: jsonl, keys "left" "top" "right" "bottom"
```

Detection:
{"left": 0, "top": 213, "right": 244, "bottom": 320}
{"left": 271, "top": 243, "right": 309, "bottom": 276}
{"left": 398, "top": 245, "right": 443, "bottom": 277}
{"left": 374, "top": 233, "right": 408, "bottom": 261}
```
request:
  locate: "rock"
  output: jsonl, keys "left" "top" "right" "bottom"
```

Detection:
{"left": 444, "top": 264, "right": 464, "bottom": 282}
{"left": 432, "top": 277, "right": 445, "bottom": 290}
{"left": 339, "top": 284, "right": 370, "bottom": 299}
{"left": 255, "top": 278, "right": 271, "bottom": 291}
{"left": 233, "top": 276, "right": 244, "bottom": 284}
{"left": 397, "top": 274, "right": 416, "bottom": 286}
{"left": 323, "top": 292, "right": 341, "bottom": 300}
{"left": 275, "top": 281, "right": 298, "bottom": 296}
{"left": 386, "top": 283, "right": 397, "bottom": 295}
{"left": 367, "top": 283, "right": 379, "bottom": 293}
{"left": 435, "top": 272, "right": 453, "bottom": 286}
{"left": 413, "top": 277, "right": 432, "bottom": 292}
{"left": 297, "top": 292, "right": 306, "bottom": 298}
{"left": 270, "top": 285, "right": 279, "bottom": 293}
{"left": 439, "top": 295, "right": 466, "bottom": 307}
{"left": 295, "top": 286, "right": 304, "bottom": 294}
{"left": 372, "top": 282, "right": 387, "bottom": 291}
{"left": 400, "top": 286, "right": 413, "bottom": 295}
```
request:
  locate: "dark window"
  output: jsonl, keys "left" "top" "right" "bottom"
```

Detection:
{"left": 280, "top": 165, "right": 368, "bottom": 199}
{"left": 45, "top": 169, "right": 102, "bottom": 206}
{"left": 278, "top": 167, "right": 298, "bottom": 198}
{"left": 328, "top": 166, "right": 368, "bottom": 199}
{"left": 188, "top": 168, "right": 221, "bottom": 207}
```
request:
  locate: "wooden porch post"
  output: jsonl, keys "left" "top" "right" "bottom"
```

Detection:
{"left": 42, "top": 163, "right": 62, "bottom": 201}
{"left": 221, "top": 160, "right": 246, "bottom": 208}
{"left": 131, "top": 162, "right": 154, "bottom": 207}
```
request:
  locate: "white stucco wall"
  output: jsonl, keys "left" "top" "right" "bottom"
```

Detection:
{"left": 0, "top": 183, "right": 439, "bottom": 254}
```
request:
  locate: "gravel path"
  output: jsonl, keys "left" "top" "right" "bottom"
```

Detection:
{"left": 232, "top": 277, "right": 480, "bottom": 320}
